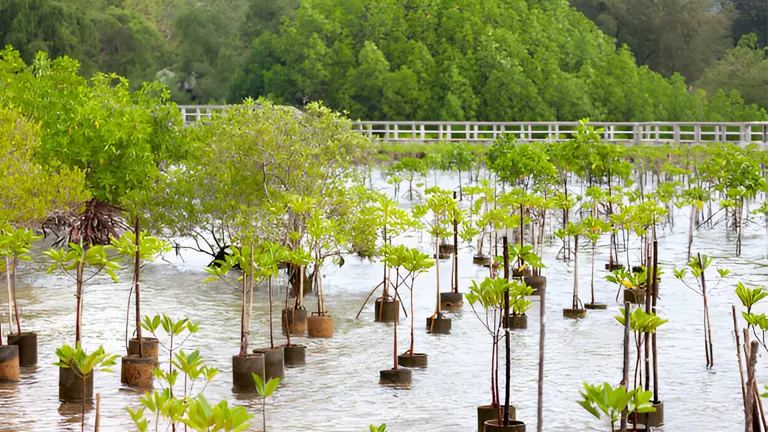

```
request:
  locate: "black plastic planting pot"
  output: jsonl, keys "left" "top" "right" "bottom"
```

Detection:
{"left": 282, "top": 344, "right": 306, "bottom": 367}
{"left": 59, "top": 367, "right": 93, "bottom": 402}
{"left": 252, "top": 347, "right": 285, "bottom": 381}
{"left": 231, "top": 353, "right": 265, "bottom": 393}
{"left": 522, "top": 275, "right": 546, "bottom": 295}
{"left": 584, "top": 302, "right": 608, "bottom": 310}
{"left": 120, "top": 355, "right": 154, "bottom": 388}
{"left": 282, "top": 307, "right": 308, "bottom": 335}
{"left": 379, "top": 368, "right": 412, "bottom": 386}
{"left": 478, "top": 405, "right": 516, "bottom": 432}
{"left": 426, "top": 313, "right": 451, "bottom": 334}
{"left": 128, "top": 337, "right": 160, "bottom": 367}
{"left": 7, "top": 332, "right": 37, "bottom": 367}
{"left": 440, "top": 292, "right": 463, "bottom": 311}
{"left": 623, "top": 288, "right": 646, "bottom": 305}
{"left": 397, "top": 352, "right": 427, "bottom": 368}
{"left": 438, "top": 244, "right": 456, "bottom": 255}
{"left": 0, "top": 345, "right": 20, "bottom": 382}
{"left": 374, "top": 298, "right": 399, "bottom": 323}
{"left": 473, "top": 255, "right": 492, "bottom": 267}
{"left": 505, "top": 314, "right": 527, "bottom": 330}
{"left": 630, "top": 401, "right": 664, "bottom": 428}
{"left": 562, "top": 308, "right": 587, "bottom": 319}
{"left": 512, "top": 268, "right": 532, "bottom": 278}
{"left": 484, "top": 419, "right": 526, "bottom": 432}
{"left": 605, "top": 263, "right": 624, "bottom": 271}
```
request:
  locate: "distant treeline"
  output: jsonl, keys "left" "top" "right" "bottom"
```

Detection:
{"left": 0, "top": 0, "right": 766, "bottom": 121}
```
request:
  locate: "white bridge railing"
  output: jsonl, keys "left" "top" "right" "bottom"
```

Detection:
{"left": 178, "top": 105, "right": 768, "bottom": 144}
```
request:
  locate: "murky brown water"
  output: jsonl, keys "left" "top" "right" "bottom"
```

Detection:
{"left": 1, "top": 171, "right": 766, "bottom": 431}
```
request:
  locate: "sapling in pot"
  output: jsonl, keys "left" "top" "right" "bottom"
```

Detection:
{"left": 557, "top": 222, "right": 587, "bottom": 318}
{"left": 606, "top": 268, "right": 647, "bottom": 306}
{"left": 507, "top": 243, "right": 546, "bottom": 294}
{"left": 203, "top": 245, "right": 269, "bottom": 390}
{"left": 54, "top": 343, "right": 118, "bottom": 431}
{"left": 0, "top": 227, "right": 41, "bottom": 366}
{"left": 577, "top": 382, "right": 656, "bottom": 431}
{"left": 111, "top": 219, "right": 171, "bottom": 386}
{"left": 413, "top": 187, "right": 460, "bottom": 334}
{"left": 582, "top": 216, "right": 611, "bottom": 309}
{"left": 466, "top": 276, "right": 521, "bottom": 430}
{"left": 43, "top": 243, "right": 121, "bottom": 345}
{"left": 382, "top": 245, "right": 433, "bottom": 371}
{"left": 252, "top": 241, "right": 291, "bottom": 380}
{"left": 673, "top": 253, "right": 729, "bottom": 368}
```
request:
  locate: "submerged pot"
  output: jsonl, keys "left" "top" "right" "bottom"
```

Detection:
{"left": 120, "top": 355, "right": 154, "bottom": 388}
{"left": 0, "top": 345, "right": 20, "bottom": 382}
{"left": 374, "top": 298, "right": 399, "bottom": 323}
{"left": 562, "top": 308, "right": 587, "bottom": 319}
{"left": 439, "top": 243, "right": 456, "bottom": 255}
{"left": 252, "top": 347, "right": 285, "bottom": 380}
{"left": 584, "top": 302, "right": 608, "bottom": 310}
{"left": 7, "top": 332, "right": 37, "bottom": 367}
{"left": 630, "top": 401, "right": 663, "bottom": 428}
{"left": 282, "top": 307, "right": 308, "bottom": 335}
{"left": 523, "top": 275, "right": 546, "bottom": 295}
{"left": 307, "top": 314, "right": 334, "bottom": 338}
{"left": 512, "top": 268, "right": 532, "bottom": 278}
{"left": 505, "top": 314, "right": 527, "bottom": 330}
{"left": 128, "top": 337, "right": 160, "bottom": 366}
{"left": 433, "top": 252, "right": 451, "bottom": 260}
{"left": 426, "top": 313, "right": 451, "bottom": 334}
{"left": 478, "top": 405, "right": 516, "bottom": 432}
{"left": 613, "top": 424, "right": 647, "bottom": 432}
{"left": 440, "top": 292, "right": 463, "bottom": 311}
{"left": 59, "top": 366, "right": 93, "bottom": 402}
{"left": 624, "top": 288, "right": 646, "bottom": 305}
{"left": 473, "top": 255, "right": 492, "bottom": 267}
{"left": 605, "top": 263, "right": 624, "bottom": 271}
{"left": 484, "top": 419, "right": 526, "bottom": 431}
{"left": 282, "top": 344, "right": 306, "bottom": 367}
{"left": 379, "top": 368, "right": 411, "bottom": 386}
{"left": 232, "top": 353, "right": 265, "bottom": 393}
{"left": 397, "top": 352, "right": 427, "bottom": 368}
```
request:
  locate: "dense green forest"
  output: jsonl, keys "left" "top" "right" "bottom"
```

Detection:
{"left": 0, "top": 0, "right": 766, "bottom": 121}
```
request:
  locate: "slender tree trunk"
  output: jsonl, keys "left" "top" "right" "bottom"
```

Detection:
{"left": 75, "top": 261, "right": 84, "bottom": 346}
{"left": 651, "top": 238, "right": 660, "bottom": 402}
{"left": 687, "top": 205, "right": 695, "bottom": 262}
{"left": 698, "top": 253, "right": 714, "bottom": 368}
{"left": 434, "top": 222, "right": 441, "bottom": 316}
{"left": 11, "top": 257, "right": 20, "bottom": 335}
{"left": 5, "top": 256, "right": 13, "bottom": 335}
{"left": 537, "top": 258, "right": 546, "bottom": 432}
{"left": 734, "top": 306, "right": 747, "bottom": 410}
{"left": 572, "top": 235, "right": 579, "bottom": 310}
{"left": 393, "top": 269, "right": 399, "bottom": 370}
{"left": 134, "top": 217, "right": 143, "bottom": 357}
{"left": 239, "top": 272, "right": 247, "bottom": 357}
{"left": 590, "top": 242, "right": 596, "bottom": 304}
{"left": 453, "top": 200, "right": 459, "bottom": 294}
{"left": 409, "top": 277, "right": 415, "bottom": 355}
{"left": 620, "top": 303, "right": 630, "bottom": 432}
{"left": 268, "top": 277, "right": 274, "bottom": 349}
{"left": 502, "top": 235, "right": 510, "bottom": 426}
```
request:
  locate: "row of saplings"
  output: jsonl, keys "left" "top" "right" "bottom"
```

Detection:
{"left": 359, "top": 193, "right": 671, "bottom": 431}
{"left": 0, "top": 219, "right": 347, "bottom": 431}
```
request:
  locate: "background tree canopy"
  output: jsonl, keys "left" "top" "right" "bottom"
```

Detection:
{"left": 0, "top": 0, "right": 766, "bottom": 120}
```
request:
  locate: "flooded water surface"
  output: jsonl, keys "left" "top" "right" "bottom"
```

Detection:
{"left": 0, "top": 172, "right": 766, "bottom": 431}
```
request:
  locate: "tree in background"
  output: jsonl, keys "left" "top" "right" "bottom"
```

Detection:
{"left": 696, "top": 33, "right": 768, "bottom": 111}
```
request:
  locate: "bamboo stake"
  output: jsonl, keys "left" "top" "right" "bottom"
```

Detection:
{"left": 745, "top": 340, "right": 758, "bottom": 432}
{"left": 734, "top": 306, "right": 747, "bottom": 409}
